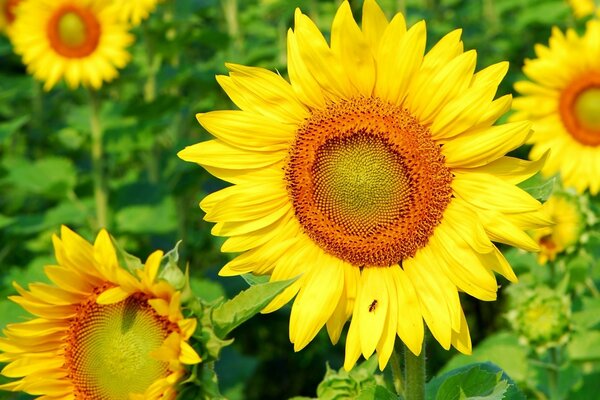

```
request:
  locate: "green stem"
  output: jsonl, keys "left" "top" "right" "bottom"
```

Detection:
{"left": 548, "top": 346, "right": 561, "bottom": 400}
{"left": 404, "top": 341, "right": 426, "bottom": 400}
{"left": 89, "top": 90, "right": 108, "bottom": 229}
{"left": 389, "top": 341, "right": 404, "bottom": 395}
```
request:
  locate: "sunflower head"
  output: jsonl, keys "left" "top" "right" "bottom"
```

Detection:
{"left": 9, "top": 0, "right": 134, "bottom": 90}
{"left": 513, "top": 20, "right": 600, "bottom": 194}
{"left": 507, "top": 286, "right": 571, "bottom": 351}
{"left": 0, "top": 226, "right": 200, "bottom": 399}
{"left": 533, "top": 192, "right": 584, "bottom": 264}
{"left": 179, "top": 0, "right": 548, "bottom": 370}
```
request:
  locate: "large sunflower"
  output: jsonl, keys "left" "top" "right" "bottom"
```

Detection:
{"left": 0, "top": 226, "right": 201, "bottom": 399}
{"left": 9, "top": 0, "right": 133, "bottom": 90}
{"left": 0, "top": 0, "right": 20, "bottom": 33}
{"left": 179, "top": 0, "right": 548, "bottom": 370}
{"left": 513, "top": 20, "right": 600, "bottom": 194}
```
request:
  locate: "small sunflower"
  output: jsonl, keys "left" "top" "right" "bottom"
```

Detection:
{"left": 179, "top": 0, "right": 548, "bottom": 370}
{"left": 0, "top": 0, "right": 20, "bottom": 33}
{"left": 108, "top": 0, "right": 162, "bottom": 26}
{"left": 9, "top": 0, "right": 133, "bottom": 90}
{"left": 533, "top": 193, "right": 584, "bottom": 264}
{"left": 568, "top": 0, "right": 599, "bottom": 18}
{"left": 513, "top": 20, "right": 600, "bottom": 194}
{"left": 0, "top": 226, "right": 201, "bottom": 399}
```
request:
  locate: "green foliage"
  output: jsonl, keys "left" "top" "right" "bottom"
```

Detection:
{"left": 427, "top": 363, "right": 525, "bottom": 400}
{"left": 212, "top": 277, "right": 298, "bottom": 338}
{"left": 291, "top": 356, "right": 395, "bottom": 400}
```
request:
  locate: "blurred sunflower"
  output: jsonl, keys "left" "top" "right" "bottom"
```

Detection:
{"left": 568, "top": 0, "right": 599, "bottom": 18}
{"left": 179, "top": 0, "right": 548, "bottom": 370}
{"left": 9, "top": 0, "right": 133, "bottom": 90}
{"left": 0, "top": 0, "right": 20, "bottom": 33}
{"left": 109, "top": 0, "right": 162, "bottom": 26}
{"left": 513, "top": 20, "right": 600, "bottom": 194}
{"left": 533, "top": 193, "right": 584, "bottom": 264}
{"left": 0, "top": 226, "right": 200, "bottom": 399}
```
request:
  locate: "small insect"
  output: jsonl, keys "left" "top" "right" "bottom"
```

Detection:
{"left": 368, "top": 299, "right": 378, "bottom": 313}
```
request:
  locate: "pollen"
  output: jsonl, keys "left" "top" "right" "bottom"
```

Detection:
{"left": 559, "top": 71, "right": 600, "bottom": 146}
{"left": 285, "top": 97, "right": 453, "bottom": 267}
{"left": 65, "top": 287, "right": 178, "bottom": 399}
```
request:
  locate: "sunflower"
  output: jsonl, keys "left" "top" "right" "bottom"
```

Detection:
{"left": 108, "top": 0, "right": 162, "bottom": 26}
{"left": 532, "top": 193, "right": 583, "bottom": 264}
{"left": 0, "top": 0, "right": 20, "bottom": 33}
{"left": 513, "top": 20, "right": 600, "bottom": 195}
{"left": 568, "top": 0, "right": 599, "bottom": 18}
{"left": 179, "top": 0, "right": 548, "bottom": 370}
{"left": 0, "top": 226, "right": 201, "bottom": 399}
{"left": 9, "top": 0, "right": 133, "bottom": 90}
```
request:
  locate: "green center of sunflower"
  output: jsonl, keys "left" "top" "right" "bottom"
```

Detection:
{"left": 313, "top": 133, "right": 411, "bottom": 233}
{"left": 574, "top": 88, "right": 600, "bottom": 132}
{"left": 286, "top": 97, "right": 453, "bottom": 267}
{"left": 47, "top": 5, "right": 101, "bottom": 58}
{"left": 57, "top": 12, "right": 87, "bottom": 48}
{"left": 66, "top": 290, "right": 175, "bottom": 399}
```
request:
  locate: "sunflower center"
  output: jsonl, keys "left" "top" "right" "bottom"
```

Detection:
{"left": 47, "top": 5, "right": 101, "bottom": 58}
{"left": 559, "top": 71, "right": 600, "bottom": 146}
{"left": 65, "top": 289, "right": 176, "bottom": 399}
{"left": 574, "top": 88, "right": 600, "bottom": 131}
{"left": 286, "top": 97, "right": 453, "bottom": 267}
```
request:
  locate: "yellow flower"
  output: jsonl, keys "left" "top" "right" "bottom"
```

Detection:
{"left": 179, "top": 0, "right": 548, "bottom": 370}
{"left": 568, "top": 0, "right": 599, "bottom": 18}
{"left": 9, "top": 0, "right": 133, "bottom": 90}
{"left": 108, "top": 0, "right": 162, "bottom": 26}
{"left": 533, "top": 193, "right": 583, "bottom": 264}
{"left": 513, "top": 20, "right": 600, "bottom": 194}
{"left": 0, "top": 0, "right": 21, "bottom": 33}
{"left": 0, "top": 226, "right": 201, "bottom": 399}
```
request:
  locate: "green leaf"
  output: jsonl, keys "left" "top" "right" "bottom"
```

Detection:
{"left": 572, "top": 297, "right": 600, "bottom": 330}
{"left": 241, "top": 273, "right": 270, "bottom": 286}
{"left": 567, "top": 331, "right": 600, "bottom": 361}
{"left": 0, "top": 115, "right": 29, "bottom": 142}
{"left": 1, "top": 156, "right": 77, "bottom": 198}
{"left": 518, "top": 172, "right": 555, "bottom": 202}
{"left": 115, "top": 196, "right": 178, "bottom": 234}
{"left": 211, "top": 276, "right": 298, "bottom": 337}
{"left": 355, "top": 386, "right": 397, "bottom": 400}
{"left": 428, "top": 363, "right": 525, "bottom": 400}
{"left": 440, "top": 332, "right": 529, "bottom": 383}
{"left": 0, "top": 213, "right": 14, "bottom": 229}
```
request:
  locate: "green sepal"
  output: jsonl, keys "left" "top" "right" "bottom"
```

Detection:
{"left": 211, "top": 276, "right": 298, "bottom": 338}
{"left": 109, "top": 235, "right": 144, "bottom": 274}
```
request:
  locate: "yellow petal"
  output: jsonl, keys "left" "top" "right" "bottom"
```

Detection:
{"left": 331, "top": 1, "right": 376, "bottom": 96}
{"left": 289, "top": 252, "right": 344, "bottom": 351}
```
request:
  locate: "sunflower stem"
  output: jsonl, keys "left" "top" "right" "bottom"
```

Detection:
{"left": 547, "top": 346, "right": 561, "bottom": 400}
{"left": 89, "top": 90, "right": 108, "bottom": 229}
{"left": 404, "top": 341, "right": 426, "bottom": 400}
{"left": 389, "top": 341, "right": 404, "bottom": 395}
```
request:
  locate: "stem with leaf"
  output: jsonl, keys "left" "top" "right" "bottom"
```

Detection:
{"left": 89, "top": 90, "right": 107, "bottom": 229}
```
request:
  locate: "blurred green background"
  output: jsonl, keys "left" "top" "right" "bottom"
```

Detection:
{"left": 1, "top": 0, "right": 594, "bottom": 399}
